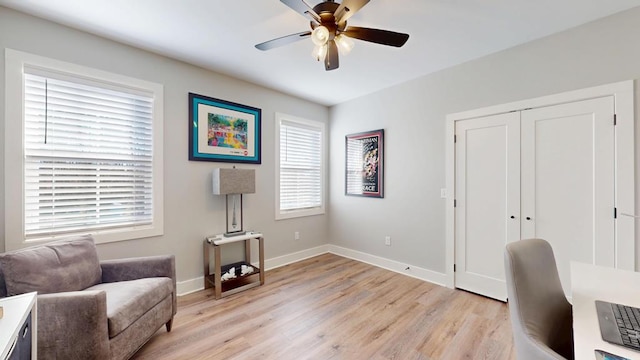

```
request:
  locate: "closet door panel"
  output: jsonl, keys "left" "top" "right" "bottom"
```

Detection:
{"left": 454, "top": 112, "right": 520, "bottom": 301}
{"left": 521, "top": 96, "right": 615, "bottom": 297}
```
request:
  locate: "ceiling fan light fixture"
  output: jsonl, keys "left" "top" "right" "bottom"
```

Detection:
{"left": 312, "top": 44, "right": 328, "bottom": 61}
{"left": 335, "top": 34, "right": 354, "bottom": 55}
{"left": 311, "top": 25, "right": 330, "bottom": 46}
{"left": 256, "top": 0, "right": 410, "bottom": 71}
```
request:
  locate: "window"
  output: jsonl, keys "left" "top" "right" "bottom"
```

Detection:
{"left": 275, "top": 113, "right": 325, "bottom": 219}
{"left": 5, "top": 49, "right": 163, "bottom": 248}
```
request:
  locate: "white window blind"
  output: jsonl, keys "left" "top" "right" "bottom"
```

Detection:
{"left": 23, "top": 71, "right": 154, "bottom": 238}
{"left": 279, "top": 119, "right": 323, "bottom": 213}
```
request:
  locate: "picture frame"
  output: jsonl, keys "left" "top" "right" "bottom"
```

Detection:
{"left": 345, "top": 129, "right": 384, "bottom": 198}
{"left": 188, "top": 93, "right": 261, "bottom": 164}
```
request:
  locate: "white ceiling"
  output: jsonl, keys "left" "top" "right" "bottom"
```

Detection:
{"left": 2, "top": 0, "right": 640, "bottom": 106}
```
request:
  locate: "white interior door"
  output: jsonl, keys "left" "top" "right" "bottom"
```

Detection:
{"left": 521, "top": 96, "right": 615, "bottom": 298}
{"left": 454, "top": 112, "right": 520, "bottom": 301}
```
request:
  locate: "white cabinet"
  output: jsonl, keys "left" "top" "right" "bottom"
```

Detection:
{"left": 0, "top": 292, "right": 37, "bottom": 360}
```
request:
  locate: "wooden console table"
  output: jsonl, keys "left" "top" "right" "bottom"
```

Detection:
{"left": 203, "top": 232, "right": 264, "bottom": 299}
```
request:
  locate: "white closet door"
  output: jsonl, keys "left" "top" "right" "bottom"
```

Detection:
{"left": 454, "top": 112, "right": 520, "bottom": 301}
{"left": 521, "top": 96, "right": 615, "bottom": 298}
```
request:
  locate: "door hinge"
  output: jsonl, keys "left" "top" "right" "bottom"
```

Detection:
{"left": 454, "top": 199, "right": 457, "bottom": 207}
{"left": 454, "top": 264, "right": 456, "bottom": 272}
{"left": 454, "top": 134, "right": 457, "bottom": 143}
{"left": 614, "top": 114, "right": 617, "bottom": 126}
{"left": 614, "top": 207, "right": 617, "bottom": 219}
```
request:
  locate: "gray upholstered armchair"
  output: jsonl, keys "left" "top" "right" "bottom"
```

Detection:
{"left": 0, "top": 235, "right": 177, "bottom": 360}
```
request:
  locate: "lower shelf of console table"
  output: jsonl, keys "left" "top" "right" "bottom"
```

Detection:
{"left": 203, "top": 233, "right": 264, "bottom": 299}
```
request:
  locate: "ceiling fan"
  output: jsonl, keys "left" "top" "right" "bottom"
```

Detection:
{"left": 255, "top": 0, "right": 410, "bottom": 71}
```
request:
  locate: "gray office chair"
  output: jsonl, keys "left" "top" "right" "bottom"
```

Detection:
{"left": 504, "top": 238, "right": 574, "bottom": 360}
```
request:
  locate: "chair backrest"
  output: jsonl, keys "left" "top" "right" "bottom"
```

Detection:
{"left": 504, "top": 238, "right": 574, "bottom": 360}
{"left": 0, "top": 235, "right": 102, "bottom": 297}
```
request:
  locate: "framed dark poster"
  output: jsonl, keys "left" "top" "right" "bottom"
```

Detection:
{"left": 345, "top": 129, "right": 384, "bottom": 198}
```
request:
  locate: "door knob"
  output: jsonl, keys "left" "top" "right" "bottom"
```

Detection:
{"left": 510, "top": 216, "right": 515, "bottom": 219}
{"left": 526, "top": 217, "right": 531, "bottom": 220}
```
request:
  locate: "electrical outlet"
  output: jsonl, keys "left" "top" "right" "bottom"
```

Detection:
{"left": 385, "top": 236, "right": 391, "bottom": 246}
{"left": 294, "top": 231, "right": 300, "bottom": 241}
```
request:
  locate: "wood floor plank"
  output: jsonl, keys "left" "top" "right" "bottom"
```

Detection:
{"left": 132, "top": 253, "right": 515, "bottom": 360}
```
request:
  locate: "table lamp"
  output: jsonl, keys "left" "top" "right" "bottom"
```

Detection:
{"left": 212, "top": 167, "right": 255, "bottom": 236}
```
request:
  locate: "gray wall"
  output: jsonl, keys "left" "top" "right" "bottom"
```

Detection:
{"left": 3, "top": 4, "right": 640, "bottom": 287}
{"left": 0, "top": 7, "right": 330, "bottom": 284}
{"left": 329, "top": 7, "right": 640, "bottom": 274}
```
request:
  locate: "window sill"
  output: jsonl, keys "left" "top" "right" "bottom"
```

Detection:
{"left": 276, "top": 207, "right": 325, "bottom": 220}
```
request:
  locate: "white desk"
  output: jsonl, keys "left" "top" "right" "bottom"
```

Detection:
{"left": 571, "top": 262, "right": 640, "bottom": 360}
{"left": 0, "top": 292, "right": 37, "bottom": 360}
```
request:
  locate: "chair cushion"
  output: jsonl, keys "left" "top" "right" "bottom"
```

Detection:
{"left": 0, "top": 235, "right": 102, "bottom": 296}
{"left": 86, "top": 277, "right": 173, "bottom": 338}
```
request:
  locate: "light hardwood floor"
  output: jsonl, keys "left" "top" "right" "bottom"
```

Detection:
{"left": 132, "top": 253, "right": 516, "bottom": 360}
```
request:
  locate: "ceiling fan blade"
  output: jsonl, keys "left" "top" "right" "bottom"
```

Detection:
{"left": 335, "top": 0, "right": 370, "bottom": 23}
{"left": 255, "top": 31, "right": 312, "bottom": 51}
{"left": 342, "top": 26, "right": 409, "bottom": 47}
{"left": 325, "top": 39, "right": 339, "bottom": 71}
{"left": 280, "top": 0, "right": 321, "bottom": 23}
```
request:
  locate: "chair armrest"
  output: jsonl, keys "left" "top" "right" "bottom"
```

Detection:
{"left": 100, "top": 255, "right": 175, "bottom": 283}
{"left": 100, "top": 255, "right": 177, "bottom": 315}
{"left": 37, "top": 291, "right": 110, "bottom": 359}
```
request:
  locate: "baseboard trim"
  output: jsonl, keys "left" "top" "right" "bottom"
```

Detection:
{"left": 177, "top": 244, "right": 448, "bottom": 296}
{"left": 176, "top": 244, "right": 330, "bottom": 296}
{"left": 328, "top": 245, "right": 448, "bottom": 287}
{"left": 263, "top": 245, "right": 330, "bottom": 271}
{"left": 177, "top": 277, "right": 204, "bottom": 296}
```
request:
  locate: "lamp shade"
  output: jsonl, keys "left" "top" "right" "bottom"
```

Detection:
{"left": 212, "top": 168, "right": 255, "bottom": 195}
{"left": 311, "top": 26, "right": 330, "bottom": 46}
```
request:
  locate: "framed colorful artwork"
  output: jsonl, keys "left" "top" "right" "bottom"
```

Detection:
{"left": 345, "top": 129, "right": 384, "bottom": 198}
{"left": 188, "top": 93, "right": 261, "bottom": 164}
